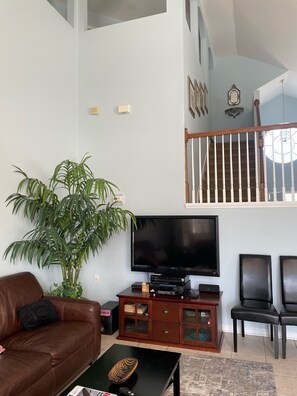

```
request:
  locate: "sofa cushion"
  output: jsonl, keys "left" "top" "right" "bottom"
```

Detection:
{"left": 2, "top": 320, "right": 94, "bottom": 367}
{"left": 19, "top": 299, "right": 60, "bottom": 331}
{"left": 0, "top": 349, "right": 54, "bottom": 396}
{"left": 0, "top": 272, "right": 44, "bottom": 340}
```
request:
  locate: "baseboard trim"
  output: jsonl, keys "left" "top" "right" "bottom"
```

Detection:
{"left": 223, "top": 323, "right": 297, "bottom": 339}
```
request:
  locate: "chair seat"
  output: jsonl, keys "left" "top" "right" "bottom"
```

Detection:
{"left": 280, "top": 304, "right": 297, "bottom": 325}
{"left": 231, "top": 300, "right": 279, "bottom": 325}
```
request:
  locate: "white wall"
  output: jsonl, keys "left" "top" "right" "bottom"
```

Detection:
{"left": 2, "top": 0, "right": 297, "bottom": 340}
{"left": 0, "top": 0, "right": 78, "bottom": 290}
{"left": 183, "top": 0, "right": 210, "bottom": 133}
{"left": 77, "top": 0, "right": 186, "bottom": 301}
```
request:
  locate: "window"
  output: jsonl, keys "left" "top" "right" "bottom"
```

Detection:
{"left": 47, "top": 0, "right": 68, "bottom": 23}
{"left": 197, "top": 7, "right": 205, "bottom": 66}
{"left": 87, "top": 0, "right": 166, "bottom": 30}
{"left": 264, "top": 128, "right": 297, "bottom": 164}
{"left": 185, "top": 0, "right": 191, "bottom": 30}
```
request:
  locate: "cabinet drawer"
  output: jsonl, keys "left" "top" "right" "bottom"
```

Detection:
{"left": 152, "top": 301, "right": 179, "bottom": 322}
{"left": 152, "top": 321, "right": 180, "bottom": 343}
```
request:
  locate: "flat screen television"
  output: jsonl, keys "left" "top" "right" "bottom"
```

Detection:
{"left": 131, "top": 215, "right": 220, "bottom": 277}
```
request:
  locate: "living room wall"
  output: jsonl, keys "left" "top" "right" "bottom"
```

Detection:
{"left": 0, "top": 0, "right": 77, "bottom": 289}
{"left": 77, "top": 0, "right": 187, "bottom": 299}
{"left": 77, "top": 1, "right": 297, "bottom": 338}
{"left": 1, "top": 0, "right": 297, "bottom": 338}
{"left": 209, "top": 55, "right": 286, "bottom": 132}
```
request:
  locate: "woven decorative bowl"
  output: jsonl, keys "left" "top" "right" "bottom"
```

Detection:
{"left": 108, "top": 357, "right": 138, "bottom": 384}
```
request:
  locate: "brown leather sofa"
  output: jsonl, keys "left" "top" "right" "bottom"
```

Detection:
{"left": 0, "top": 272, "right": 101, "bottom": 396}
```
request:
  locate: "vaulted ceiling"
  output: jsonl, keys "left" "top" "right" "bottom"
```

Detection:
{"left": 200, "top": 0, "right": 297, "bottom": 100}
{"left": 88, "top": 0, "right": 165, "bottom": 20}
{"left": 48, "top": 0, "right": 297, "bottom": 100}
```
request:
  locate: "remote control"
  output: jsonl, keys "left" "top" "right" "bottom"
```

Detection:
{"left": 119, "top": 387, "right": 134, "bottom": 396}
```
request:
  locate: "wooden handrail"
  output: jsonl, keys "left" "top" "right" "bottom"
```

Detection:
{"left": 185, "top": 122, "right": 297, "bottom": 139}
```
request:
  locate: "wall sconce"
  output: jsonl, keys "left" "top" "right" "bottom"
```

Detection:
{"left": 118, "top": 104, "right": 131, "bottom": 114}
{"left": 90, "top": 106, "right": 100, "bottom": 115}
{"left": 225, "top": 84, "right": 244, "bottom": 118}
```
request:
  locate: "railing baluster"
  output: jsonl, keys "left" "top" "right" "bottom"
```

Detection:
{"left": 238, "top": 134, "right": 242, "bottom": 202}
{"left": 222, "top": 135, "right": 226, "bottom": 203}
{"left": 198, "top": 137, "right": 203, "bottom": 203}
{"left": 271, "top": 130, "right": 277, "bottom": 201}
{"left": 246, "top": 133, "right": 251, "bottom": 202}
{"left": 281, "top": 130, "right": 286, "bottom": 201}
{"left": 206, "top": 137, "right": 210, "bottom": 203}
{"left": 191, "top": 139, "right": 195, "bottom": 203}
{"left": 214, "top": 136, "right": 218, "bottom": 203}
{"left": 254, "top": 131, "right": 260, "bottom": 202}
{"left": 263, "top": 133, "right": 268, "bottom": 202}
{"left": 230, "top": 135, "right": 234, "bottom": 203}
{"left": 290, "top": 129, "right": 295, "bottom": 201}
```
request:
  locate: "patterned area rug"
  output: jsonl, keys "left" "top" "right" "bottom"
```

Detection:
{"left": 164, "top": 354, "right": 277, "bottom": 396}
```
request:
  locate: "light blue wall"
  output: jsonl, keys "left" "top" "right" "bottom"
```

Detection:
{"left": 261, "top": 95, "right": 297, "bottom": 125}
{"left": 209, "top": 56, "right": 286, "bottom": 131}
{"left": 1, "top": 1, "right": 297, "bottom": 339}
{"left": 77, "top": 3, "right": 297, "bottom": 338}
{"left": 260, "top": 95, "right": 297, "bottom": 200}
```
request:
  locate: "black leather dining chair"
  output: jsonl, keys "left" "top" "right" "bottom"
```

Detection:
{"left": 231, "top": 254, "right": 279, "bottom": 359}
{"left": 279, "top": 256, "right": 297, "bottom": 359}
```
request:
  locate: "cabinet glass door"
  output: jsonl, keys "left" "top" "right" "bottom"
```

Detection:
{"left": 121, "top": 300, "right": 151, "bottom": 339}
{"left": 181, "top": 305, "right": 215, "bottom": 346}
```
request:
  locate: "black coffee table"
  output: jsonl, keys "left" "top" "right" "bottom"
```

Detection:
{"left": 61, "top": 344, "right": 181, "bottom": 396}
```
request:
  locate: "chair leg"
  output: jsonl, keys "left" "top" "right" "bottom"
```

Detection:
{"left": 241, "top": 320, "right": 245, "bottom": 337}
{"left": 270, "top": 324, "right": 273, "bottom": 341}
{"left": 233, "top": 319, "right": 237, "bottom": 352}
{"left": 274, "top": 324, "right": 279, "bottom": 359}
{"left": 282, "top": 325, "right": 287, "bottom": 359}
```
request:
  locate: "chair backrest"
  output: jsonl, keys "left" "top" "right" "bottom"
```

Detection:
{"left": 240, "top": 254, "right": 273, "bottom": 303}
{"left": 280, "top": 256, "right": 297, "bottom": 304}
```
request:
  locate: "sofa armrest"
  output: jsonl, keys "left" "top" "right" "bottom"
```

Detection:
{"left": 44, "top": 296, "right": 101, "bottom": 360}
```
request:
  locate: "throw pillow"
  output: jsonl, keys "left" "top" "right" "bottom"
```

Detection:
{"left": 18, "top": 299, "right": 60, "bottom": 331}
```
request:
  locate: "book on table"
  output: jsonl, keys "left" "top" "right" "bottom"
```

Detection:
{"left": 124, "top": 303, "right": 147, "bottom": 314}
{"left": 67, "top": 385, "right": 116, "bottom": 396}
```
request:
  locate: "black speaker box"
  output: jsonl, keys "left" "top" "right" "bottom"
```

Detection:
{"left": 101, "top": 301, "right": 119, "bottom": 335}
{"left": 199, "top": 284, "right": 220, "bottom": 294}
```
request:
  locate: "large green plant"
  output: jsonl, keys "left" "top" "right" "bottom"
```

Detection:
{"left": 4, "top": 155, "right": 135, "bottom": 298}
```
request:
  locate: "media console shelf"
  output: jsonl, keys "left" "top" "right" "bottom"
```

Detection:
{"left": 117, "top": 287, "right": 223, "bottom": 352}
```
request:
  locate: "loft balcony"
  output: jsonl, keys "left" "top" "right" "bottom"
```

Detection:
{"left": 185, "top": 123, "right": 297, "bottom": 207}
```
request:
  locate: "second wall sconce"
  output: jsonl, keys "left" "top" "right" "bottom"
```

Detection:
{"left": 118, "top": 104, "right": 131, "bottom": 114}
{"left": 225, "top": 84, "right": 244, "bottom": 118}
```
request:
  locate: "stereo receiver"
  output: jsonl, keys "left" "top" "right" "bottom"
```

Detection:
{"left": 149, "top": 280, "right": 191, "bottom": 296}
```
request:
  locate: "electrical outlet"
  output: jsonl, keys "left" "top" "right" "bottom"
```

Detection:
{"left": 95, "top": 274, "right": 100, "bottom": 283}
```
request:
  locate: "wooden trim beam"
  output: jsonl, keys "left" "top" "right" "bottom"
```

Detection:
{"left": 186, "top": 122, "right": 297, "bottom": 140}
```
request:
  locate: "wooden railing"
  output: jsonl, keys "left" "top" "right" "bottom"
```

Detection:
{"left": 185, "top": 122, "right": 297, "bottom": 205}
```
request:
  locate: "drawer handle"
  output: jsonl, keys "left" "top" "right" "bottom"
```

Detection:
{"left": 162, "top": 330, "right": 169, "bottom": 335}
{"left": 163, "top": 310, "right": 169, "bottom": 314}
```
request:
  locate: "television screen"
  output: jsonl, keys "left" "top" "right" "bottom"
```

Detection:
{"left": 131, "top": 215, "right": 220, "bottom": 277}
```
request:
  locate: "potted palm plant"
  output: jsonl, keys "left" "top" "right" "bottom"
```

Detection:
{"left": 4, "top": 155, "right": 135, "bottom": 298}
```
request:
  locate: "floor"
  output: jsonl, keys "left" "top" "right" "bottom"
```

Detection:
{"left": 100, "top": 331, "right": 297, "bottom": 396}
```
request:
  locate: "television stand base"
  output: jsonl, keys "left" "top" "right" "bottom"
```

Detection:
{"left": 117, "top": 287, "right": 223, "bottom": 352}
